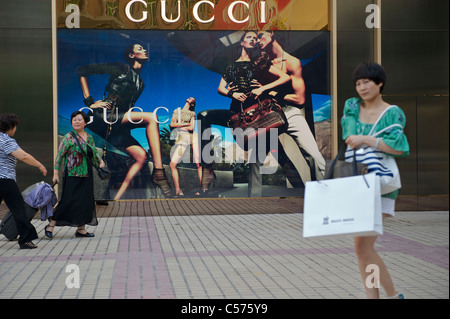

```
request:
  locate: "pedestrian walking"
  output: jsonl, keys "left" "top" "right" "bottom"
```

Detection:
{"left": 341, "top": 62, "right": 410, "bottom": 299}
{"left": 0, "top": 113, "right": 47, "bottom": 249}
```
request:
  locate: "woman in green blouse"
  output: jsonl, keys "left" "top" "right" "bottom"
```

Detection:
{"left": 45, "top": 111, "right": 105, "bottom": 239}
{"left": 341, "top": 62, "right": 409, "bottom": 299}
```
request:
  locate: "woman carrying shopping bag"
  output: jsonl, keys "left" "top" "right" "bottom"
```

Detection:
{"left": 45, "top": 111, "right": 105, "bottom": 239}
{"left": 341, "top": 62, "right": 410, "bottom": 299}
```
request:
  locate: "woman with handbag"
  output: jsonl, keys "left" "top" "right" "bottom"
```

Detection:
{"left": 342, "top": 62, "right": 410, "bottom": 299}
{"left": 197, "top": 31, "right": 290, "bottom": 196}
{"left": 44, "top": 111, "right": 105, "bottom": 239}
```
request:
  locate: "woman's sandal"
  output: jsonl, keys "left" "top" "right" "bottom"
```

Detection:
{"left": 387, "top": 292, "right": 405, "bottom": 299}
{"left": 44, "top": 224, "right": 54, "bottom": 239}
{"left": 174, "top": 191, "right": 185, "bottom": 198}
{"left": 152, "top": 168, "right": 174, "bottom": 198}
{"left": 19, "top": 241, "right": 38, "bottom": 249}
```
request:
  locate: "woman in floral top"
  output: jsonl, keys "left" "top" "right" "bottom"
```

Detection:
{"left": 341, "top": 62, "right": 409, "bottom": 299}
{"left": 45, "top": 111, "right": 105, "bottom": 239}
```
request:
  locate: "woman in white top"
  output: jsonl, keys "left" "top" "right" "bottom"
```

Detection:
{"left": 169, "top": 97, "right": 202, "bottom": 197}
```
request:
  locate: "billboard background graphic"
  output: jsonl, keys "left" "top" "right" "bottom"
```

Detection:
{"left": 57, "top": 29, "right": 331, "bottom": 199}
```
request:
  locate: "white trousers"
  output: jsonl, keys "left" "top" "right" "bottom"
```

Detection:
{"left": 248, "top": 106, "right": 326, "bottom": 197}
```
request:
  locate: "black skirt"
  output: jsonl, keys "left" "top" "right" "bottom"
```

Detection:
{"left": 53, "top": 167, "right": 98, "bottom": 227}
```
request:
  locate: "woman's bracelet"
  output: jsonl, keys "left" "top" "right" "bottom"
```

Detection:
{"left": 83, "top": 96, "right": 95, "bottom": 107}
{"left": 227, "top": 91, "right": 234, "bottom": 98}
{"left": 374, "top": 137, "right": 381, "bottom": 149}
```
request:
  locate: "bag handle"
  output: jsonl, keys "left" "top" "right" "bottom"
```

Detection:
{"left": 325, "top": 144, "right": 358, "bottom": 179}
{"left": 371, "top": 123, "right": 404, "bottom": 138}
{"left": 367, "top": 105, "right": 398, "bottom": 136}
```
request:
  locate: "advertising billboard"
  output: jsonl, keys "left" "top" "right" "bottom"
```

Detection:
{"left": 55, "top": 0, "right": 331, "bottom": 200}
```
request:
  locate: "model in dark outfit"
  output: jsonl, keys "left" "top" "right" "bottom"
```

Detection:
{"left": 197, "top": 31, "right": 290, "bottom": 195}
{"left": 78, "top": 44, "right": 172, "bottom": 199}
{"left": 77, "top": 62, "right": 144, "bottom": 152}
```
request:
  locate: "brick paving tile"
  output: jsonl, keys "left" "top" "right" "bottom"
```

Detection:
{"left": 0, "top": 199, "right": 448, "bottom": 300}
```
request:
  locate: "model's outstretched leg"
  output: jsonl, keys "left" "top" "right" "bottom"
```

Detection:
{"left": 122, "top": 112, "right": 173, "bottom": 197}
{"left": 113, "top": 145, "right": 147, "bottom": 200}
{"left": 169, "top": 143, "right": 188, "bottom": 196}
{"left": 124, "top": 112, "right": 164, "bottom": 168}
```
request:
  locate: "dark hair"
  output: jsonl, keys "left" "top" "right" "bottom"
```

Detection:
{"left": 240, "top": 30, "right": 257, "bottom": 43}
{"left": 252, "top": 51, "right": 271, "bottom": 73}
{"left": 236, "top": 31, "right": 258, "bottom": 60}
{"left": 0, "top": 113, "right": 19, "bottom": 132}
{"left": 71, "top": 110, "right": 89, "bottom": 123}
{"left": 124, "top": 44, "right": 137, "bottom": 65}
{"left": 352, "top": 62, "right": 387, "bottom": 93}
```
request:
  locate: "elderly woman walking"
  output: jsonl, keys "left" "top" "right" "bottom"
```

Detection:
{"left": 0, "top": 113, "right": 47, "bottom": 249}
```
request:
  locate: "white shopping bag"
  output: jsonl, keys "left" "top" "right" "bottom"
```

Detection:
{"left": 303, "top": 173, "right": 383, "bottom": 238}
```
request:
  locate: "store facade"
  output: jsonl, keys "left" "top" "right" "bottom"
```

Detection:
{"left": 0, "top": 0, "right": 448, "bottom": 210}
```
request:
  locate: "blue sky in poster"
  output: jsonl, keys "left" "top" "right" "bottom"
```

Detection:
{"left": 57, "top": 29, "right": 330, "bottom": 148}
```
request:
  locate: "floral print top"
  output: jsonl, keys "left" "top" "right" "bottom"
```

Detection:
{"left": 341, "top": 97, "right": 410, "bottom": 199}
{"left": 54, "top": 132, "right": 101, "bottom": 177}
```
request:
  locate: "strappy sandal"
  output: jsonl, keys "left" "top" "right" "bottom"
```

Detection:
{"left": 174, "top": 191, "right": 185, "bottom": 198}
{"left": 19, "top": 242, "right": 38, "bottom": 249}
{"left": 151, "top": 168, "right": 174, "bottom": 198}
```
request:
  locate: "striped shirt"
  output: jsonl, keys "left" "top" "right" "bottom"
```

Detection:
{"left": 0, "top": 132, "right": 20, "bottom": 181}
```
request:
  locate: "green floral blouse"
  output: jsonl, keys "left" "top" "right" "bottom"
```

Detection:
{"left": 54, "top": 132, "right": 101, "bottom": 177}
{"left": 341, "top": 97, "right": 410, "bottom": 199}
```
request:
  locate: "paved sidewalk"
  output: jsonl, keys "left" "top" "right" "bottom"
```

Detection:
{"left": 0, "top": 199, "right": 448, "bottom": 299}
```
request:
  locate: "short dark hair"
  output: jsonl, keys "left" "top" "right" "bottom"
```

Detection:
{"left": 71, "top": 110, "right": 89, "bottom": 123}
{"left": 0, "top": 113, "right": 19, "bottom": 132}
{"left": 352, "top": 62, "right": 387, "bottom": 93}
{"left": 124, "top": 44, "right": 136, "bottom": 65}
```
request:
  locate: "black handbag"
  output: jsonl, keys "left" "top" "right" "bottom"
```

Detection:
{"left": 96, "top": 166, "right": 111, "bottom": 180}
{"left": 325, "top": 144, "right": 368, "bottom": 179}
{"left": 71, "top": 131, "right": 111, "bottom": 180}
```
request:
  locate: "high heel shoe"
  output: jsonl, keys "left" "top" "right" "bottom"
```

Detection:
{"left": 44, "top": 224, "right": 54, "bottom": 239}
{"left": 201, "top": 166, "right": 216, "bottom": 192}
{"left": 152, "top": 168, "right": 174, "bottom": 198}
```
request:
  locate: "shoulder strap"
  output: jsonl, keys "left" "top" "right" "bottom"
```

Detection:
{"left": 71, "top": 131, "right": 86, "bottom": 157}
{"left": 368, "top": 105, "right": 398, "bottom": 136}
{"left": 371, "top": 123, "right": 404, "bottom": 138}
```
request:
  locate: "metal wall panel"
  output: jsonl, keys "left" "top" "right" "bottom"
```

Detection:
{"left": 382, "top": 0, "right": 449, "bottom": 31}
{"left": 382, "top": 31, "right": 449, "bottom": 96}
{"left": 0, "top": 0, "right": 53, "bottom": 190}
{"left": 417, "top": 96, "right": 449, "bottom": 195}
